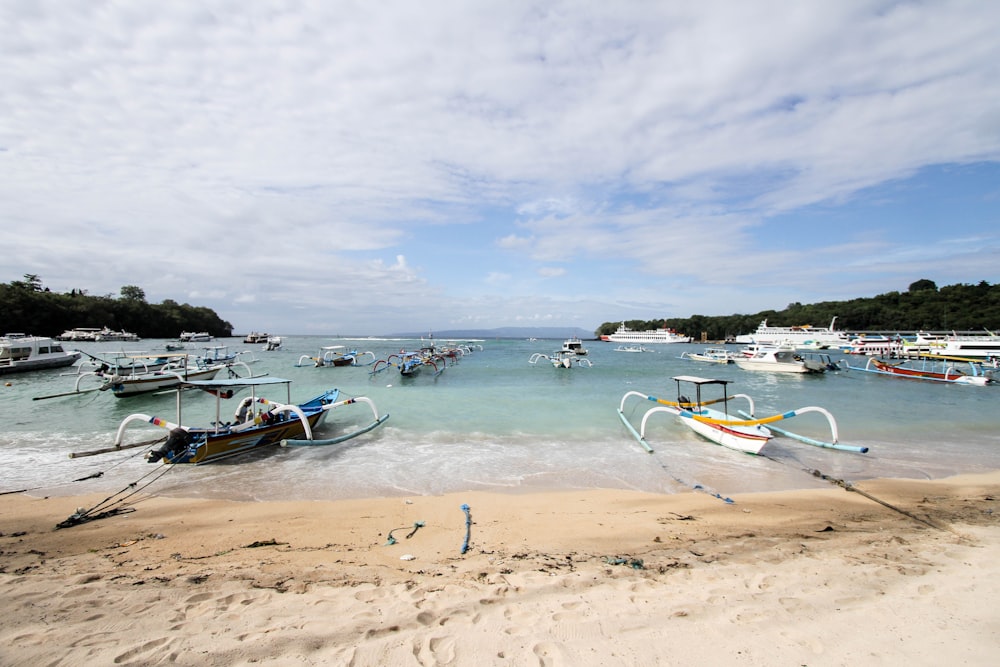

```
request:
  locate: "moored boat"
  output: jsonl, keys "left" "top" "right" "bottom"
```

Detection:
{"left": 297, "top": 346, "right": 376, "bottom": 367}
{"left": 842, "top": 356, "right": 994, "bottom": 386}
{"left": 617, "top": 375, "right": 864, "bottom": 455}
{"left": 681, "top": 347, "right": 737, "bottom": 364}
{"left": 0, "top": 334, "right": 81, "bottom": 375}
{"left": 179, "top": 331, "right": 213, "bottom": 342}
{"left": 734, "top": 344, "right": 828, "bottom": 374}
{"left": 561, "top": 337, "right": 588, "bottom": 355}
{"left": 529, "top": 350, "right": 593, "bottom": 368}
{"left": 104, "top": 376, "right": 389, "bottom": 464}
{"left": 243, "top": 331, "right": 270, "bottom": 344}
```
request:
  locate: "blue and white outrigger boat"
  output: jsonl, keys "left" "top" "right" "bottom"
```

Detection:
{"left": 618, "top": 375, "right": 866, "bottom": 455}
{"left": 107, "top": 376, "right": 388, "bottom": 464}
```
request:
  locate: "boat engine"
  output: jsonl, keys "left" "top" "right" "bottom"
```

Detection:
{"left": 146, "top": 427, "right": 192, "bottom": 463}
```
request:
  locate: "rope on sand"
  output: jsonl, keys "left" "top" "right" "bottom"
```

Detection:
{"left": 807, "top": 467, "right": 949, "bottom": 532}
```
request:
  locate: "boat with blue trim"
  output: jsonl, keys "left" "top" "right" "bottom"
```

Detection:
{"left": 105, "top": 376, "right": 387, "bottom": 464}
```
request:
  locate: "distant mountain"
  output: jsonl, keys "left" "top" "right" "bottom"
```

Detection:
{"left": 385, "top": 326, "right": 597, "bottom": 340}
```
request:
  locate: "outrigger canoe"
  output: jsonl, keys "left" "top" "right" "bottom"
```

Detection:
{"left": 106, "top": 376, "right": 388, "bottom": 464}
{"left": 618, "top": 375, "right": 866, "bottom": 455}
{"left": 842, "top": 356, "right": 994, "bottom": 386}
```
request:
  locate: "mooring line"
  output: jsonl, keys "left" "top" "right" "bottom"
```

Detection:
{"left": 762, "top": 451, "right": 949, "bottom": 532}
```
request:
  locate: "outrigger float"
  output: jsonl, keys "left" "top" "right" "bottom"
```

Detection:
{"left": 617, "top": 375, "right": 867, "bottom": 455}
{"left": 84, "top": 376, "right": 388, "bottom": 464}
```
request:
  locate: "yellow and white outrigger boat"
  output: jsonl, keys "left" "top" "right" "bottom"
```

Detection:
{"left": 618, "top": 375, "right": 866, "bottom": 455}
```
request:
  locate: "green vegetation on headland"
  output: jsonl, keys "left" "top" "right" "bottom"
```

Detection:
{"left": 1, "top": 275, "right": 234, "bottom": 339}
{"left": 596, "top": 279, "right": 1000, "bottom": 341}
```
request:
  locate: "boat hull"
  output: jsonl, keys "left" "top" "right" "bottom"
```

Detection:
{"left": 189, "top": 411, "right": 329, "bottom": 463}
{"left": 680, "top": 411, "right": 772, "bottom": 455}
{"left": 107, "top": 366, "right": 224, "bottom": 397}
{"left": 0, "top": 353, "right": 80, "bottom": 375}
{"left": 734, "top": 359, "right": 817, "bottom": 373}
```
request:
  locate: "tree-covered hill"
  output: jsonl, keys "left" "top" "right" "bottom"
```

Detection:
{"left": 1, "top": 275, "right": 233, "bottom": 339}
{"left": 596, "top": 279, "right": 1000, "bottom": 341}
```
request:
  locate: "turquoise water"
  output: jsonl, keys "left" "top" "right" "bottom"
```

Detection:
{"left": 2, "top": 336, "right": 998, "bottom": 502}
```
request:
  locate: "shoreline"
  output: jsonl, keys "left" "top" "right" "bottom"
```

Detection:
{"left": 2, "top": 472, "right": 999, "bottom": 665}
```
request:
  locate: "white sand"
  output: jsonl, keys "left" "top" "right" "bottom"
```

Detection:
{"left": 2, "top": 472, "right": 998, "bottom": 665}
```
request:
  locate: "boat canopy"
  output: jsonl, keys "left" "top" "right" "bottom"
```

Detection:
{"left": 671, "top": 375, "right": 732, "bottom": 386}
{"left": 181, "top": 377, "right": 292, "bottom": 389}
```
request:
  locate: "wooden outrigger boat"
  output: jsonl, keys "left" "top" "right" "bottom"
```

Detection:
{"left": 296, "top": 345, "right": 376, "bottom": 368}
{"left": 33, "top": 353, "right": 255, "bottom": 400}
{"left": 618, "top": 375, "right": 866, "bottom": 455}
{"left": 100, "top": 376, "right": 388, "bottom": 464}
{"left": 529, "top": 350, "right": 593, "bottom": 368}
{"left": 371, "top": 349, "right": 447, "bottom": 377}
{"left": 841, "top": 355, "right": 994, "bottom": 386}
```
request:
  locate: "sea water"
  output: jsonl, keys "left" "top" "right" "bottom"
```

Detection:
{"left": 1, "top": 336, "right": 998, "bottom": 502}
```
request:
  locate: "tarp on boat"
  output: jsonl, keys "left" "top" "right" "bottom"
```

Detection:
{"left": 181, "top": 377, "right": 292, "bottom": 389}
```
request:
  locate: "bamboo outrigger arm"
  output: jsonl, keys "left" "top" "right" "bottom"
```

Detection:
{"left": 281, "top": 396, "right": 389, "bottom": 447}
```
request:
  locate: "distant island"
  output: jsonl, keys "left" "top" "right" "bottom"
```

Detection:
{"left": 383, "top": 326, "right": 595, "bottom": 340}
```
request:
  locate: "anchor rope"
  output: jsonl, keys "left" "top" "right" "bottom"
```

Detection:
{"left": 55, "top": 449, "right": 182, "bottom": 530}
{"left": 761, "top": 451, "right": 949, "bottom": 532}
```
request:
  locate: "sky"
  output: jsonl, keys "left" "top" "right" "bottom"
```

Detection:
{"left": 2, "top": 1, "right": 999, "bottom": 336}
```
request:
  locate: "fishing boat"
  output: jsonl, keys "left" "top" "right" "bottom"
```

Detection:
{"left": 734, "top": 344, "right": 829, "bottom": 374}
{"left": 681, "top": 347, "right": 737, "bottom": 364}
{"left": 243, "top": 331, "right": 270, "bottom": 344}
{"left": 33, "top": 353, "right": 243, "bottom": 400}
{"left": 842, "top": 356, "right": 994, "bottom": 386}
{"left": 103, "top": 376, "right": 389, "bottom": 464}
{"left": 613, "top": 345, "right": 652, "bottom": 353}
{"left": 561, "top": 337, "right": 589, "bottom": 355}
{"left": 371, "top": 349, "right": 447, "bottom": 377}
{"left": 98, "top": 355, "right": 233, "bottom": 398}
{"left": 600, "top": 322, "right": 692, "bottom": 344}
{"left": 617, "top": 375, "right": 864, "bottom": 455}
{"left": 297, "top": 345, "right": 376, "bottom": 367}
{"left": 263, "top": 336, "right": 282, "bottom": 351}
{"left": 0, "top": 334, "right": 81, "bottom": 375}
{"left": 529, "top": 350, "right": 593, "bottom": 368}
{"left": 734, "top": 317, "right": 850, "bottom": 349}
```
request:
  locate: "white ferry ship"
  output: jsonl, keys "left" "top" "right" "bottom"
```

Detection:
{"left": 601, "top": 322, "right": 692, "bottom": 344}
{"left": 734, "top": 317, "right": 850, "bottom": 349}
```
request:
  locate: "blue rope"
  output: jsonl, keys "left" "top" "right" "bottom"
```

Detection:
{"left": 460, "top": 503, "right": 471, "bottom": 554}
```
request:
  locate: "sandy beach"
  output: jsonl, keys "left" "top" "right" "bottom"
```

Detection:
{"left": 2, "top": 473, "right": 998, "bottom": 666}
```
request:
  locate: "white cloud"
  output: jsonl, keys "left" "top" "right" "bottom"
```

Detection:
{"left": 2, "top": 1, "right": 998, "bottom": 333}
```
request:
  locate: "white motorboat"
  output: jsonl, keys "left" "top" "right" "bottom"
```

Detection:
{"left": 0, "top": 334, "right": 81, "bottom": 375}
{"left": 681, "top": 347, "right": 737, "bottom": 364}
{"left": 734, "top": 344, "right": 828, "bottom": 374}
